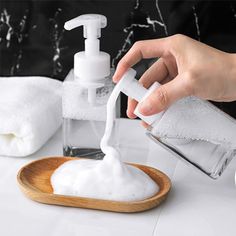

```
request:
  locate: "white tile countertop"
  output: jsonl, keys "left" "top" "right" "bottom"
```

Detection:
{"left": 1, "top": 119, "right": 236, "bottom": 236}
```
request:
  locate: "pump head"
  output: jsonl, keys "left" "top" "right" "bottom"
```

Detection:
{"left": 64, "top": 14, "right": 110, "bottom": 91}
{"left": 64, "top": 14, "right": 107, "bottom": 39}
{"left": 118, "top": 68, "right": 162, "bottom": 125}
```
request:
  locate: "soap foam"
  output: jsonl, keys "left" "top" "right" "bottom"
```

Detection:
{"left": 51, "top": 157, "right": 158, "bottom": 201}
{"left": 51, "top": 79, "right": 159, "bottom": 202}
{"left": 63, "top": 78, "right": 114, "bottom": 121}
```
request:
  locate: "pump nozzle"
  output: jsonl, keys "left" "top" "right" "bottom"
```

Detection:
{"left": 64, "top": 14, "right": 107, "bottom": 38}
{"left": 64, "top": 14, "right": 107, "bottom": 56}
{"left": 118, "top": 68, "right": 162, "bottom": 125}
{"left": 119, "top": 69, "right": 147, "bottom": 101}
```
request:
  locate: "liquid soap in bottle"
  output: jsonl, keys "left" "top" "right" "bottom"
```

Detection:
{"left": 62, "top": 14, "right": 118, "bottom": 159}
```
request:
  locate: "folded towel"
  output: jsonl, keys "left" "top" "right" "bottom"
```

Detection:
{"left": 152, "top": 96, "right": 236, "bottom": 149}
{"left": 0, "top": 76, "right": 62, "bottom": 156}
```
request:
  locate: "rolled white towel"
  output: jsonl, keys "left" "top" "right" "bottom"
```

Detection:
{"left": 0, "top": 76, "right": 62, "bottom": 156}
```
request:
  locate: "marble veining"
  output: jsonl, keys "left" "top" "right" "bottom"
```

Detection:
{"left": 112, "top": 31, "right": 134, "bottom": 68}
{"left": 155, "top": 0, "right": 168, "bottom": 36}
{"left": 0, "top": 8, "right": 13, "bottom": 47}
{"left": 146, "top": 16, "right": 166, "bottom": 32}
{"left": 0, "top": 8, "right": 29, "bottom": 74}
{"left": 230, "top": 3, "right": 236, "bottom": 20}
{"left": 192, "top": 5, "right": 201, "bottom": 41}
{"left": 112, "top": 0, "right": 168, "bottom": 67}
{"left": 49, "top": 8, "right": 65, "bottom": 76}
{"left": 11, "top": 10, "right": 29, "bottom": 74}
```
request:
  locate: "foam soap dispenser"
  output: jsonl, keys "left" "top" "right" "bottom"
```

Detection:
{"left": 63, "top": 14, "right": 118, "bottom": 159}
{"left": 118, "top": 69, "right": 236, "bottom": 179}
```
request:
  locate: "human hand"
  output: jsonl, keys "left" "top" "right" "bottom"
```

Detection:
{"left": 113, "top": 34, "right": 236, "bottom": 120}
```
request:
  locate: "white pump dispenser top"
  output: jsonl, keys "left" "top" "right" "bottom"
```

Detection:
{"left": 119, "top": 68, "right": 163, "bottom": 125}
{"left": 64, "top": 14, "right": 110, "bottom": 88}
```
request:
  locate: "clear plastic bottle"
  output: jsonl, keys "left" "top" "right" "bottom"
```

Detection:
{"left": 63, "top": 70, "right": 118, "bottom": 159}
{"left": 62, "top": 14, "right": 119, "bottom": 159}
{"left": 118, "top": 69, "right": 236, "bottom": 179}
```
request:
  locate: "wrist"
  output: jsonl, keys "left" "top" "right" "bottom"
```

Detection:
{"left": 226, "top": 53, "right": 236, "bottom": 101}
{"left": 231, "top": 53, "right": 236, "bottom": 83}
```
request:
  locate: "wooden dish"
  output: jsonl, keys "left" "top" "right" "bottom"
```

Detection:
{"left": 17, "top": 156, "right": 171, "bottom": 213}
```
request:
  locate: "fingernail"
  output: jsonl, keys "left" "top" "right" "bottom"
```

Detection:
{"left": 139, "top": 101, "right": 153, "bottom": 114}
{"left": 112, "top": 71, "right": 117, "bottom": 80}
{"left": 112, "top": 75, "right": 117, "bottom": 83}
{"left": 126, "top": 109, "right": 137, "bottom": 119}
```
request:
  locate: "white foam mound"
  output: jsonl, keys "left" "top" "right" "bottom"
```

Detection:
{"left": 51, "top": 156, "right": 159, "bottom": 202}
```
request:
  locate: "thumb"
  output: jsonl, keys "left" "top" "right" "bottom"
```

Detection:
{"left": 138, "top": 73, "right": 191, "bottom": 116}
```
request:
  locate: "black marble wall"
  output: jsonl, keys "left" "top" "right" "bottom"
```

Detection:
{"left": 0, "top": 0, "right": 236, "bottom": 117}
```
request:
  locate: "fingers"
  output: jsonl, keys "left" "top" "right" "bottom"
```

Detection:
{"left": 127, "top": 97, "right": 138, "bottom": 119}
{"left": 126, "top": 59, "right": 169, "bottom": 118}
{"left": 138, "top": 73, "right": 192, "bottom": 115}
{"left": 139, "top": 58, "right": 169, "bottom": 88}
{"left": 113, "top": 38, "right": 168, "bottom": 83}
